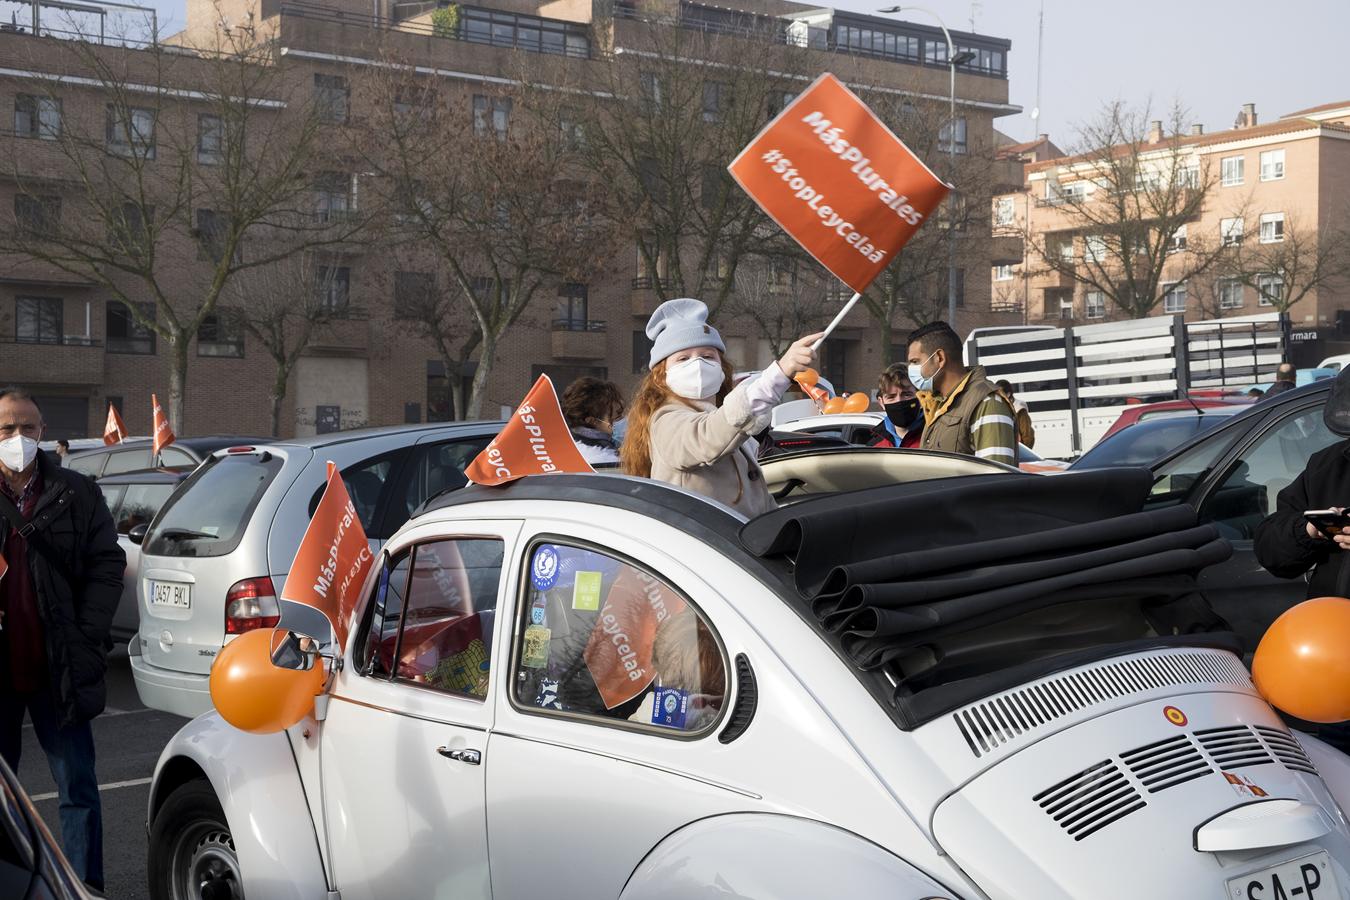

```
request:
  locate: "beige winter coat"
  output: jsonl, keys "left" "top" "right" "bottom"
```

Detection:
{"left": 648, "top": 380, "right": 775, "bottom": 518}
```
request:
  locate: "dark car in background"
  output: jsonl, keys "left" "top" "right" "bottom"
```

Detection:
{"left": 65, "top": 436, "right": 268, "bottom": 477}
{"left": 97, "top": 469, "right": 191, "bottom": 644}
{"left": 1145, "top": 380, "right": 1339, "bottom": 649}
{"left": 1070, "top": 407, "right": 1242, "bottom": 471}
{"left": 0, "top": 757, "right": 95, "bottom": 899}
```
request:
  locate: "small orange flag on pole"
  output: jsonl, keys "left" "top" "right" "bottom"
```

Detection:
{"left": 103, "top": 403, "right": 128, "bottom": 446}
{"left": 277, "top": 461, "right": 374, "bottom": 651}
{"left": 465, "top": 376, "right": 595, "bottom": 486}
{"left": 151, "top": 394, "right": 175, "bottom": 456}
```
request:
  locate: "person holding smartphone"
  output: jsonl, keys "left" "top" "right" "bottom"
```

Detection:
{"left": 1254, "top": 369, "right": 1350, "bottom": 597}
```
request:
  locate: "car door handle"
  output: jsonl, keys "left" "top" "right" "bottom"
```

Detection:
{"left": 437, "top": 746, "right": 481, "bottom": 765}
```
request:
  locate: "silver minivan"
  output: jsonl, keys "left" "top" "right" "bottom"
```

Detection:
{"left": 129, "top": 423, "right": 499, "bottom": 717}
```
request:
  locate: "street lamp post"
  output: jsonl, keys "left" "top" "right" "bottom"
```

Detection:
{"left": 877, "top": 6, "right": 975, "bottom": 329}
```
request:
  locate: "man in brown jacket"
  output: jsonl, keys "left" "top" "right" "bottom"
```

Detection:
{"left": 906, "top": 322, "right": 1018, "bottom": 467}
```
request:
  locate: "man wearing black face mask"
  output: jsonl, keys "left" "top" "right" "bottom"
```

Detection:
{"left": 866, "top": 364, "right": 925, "bottom": 448}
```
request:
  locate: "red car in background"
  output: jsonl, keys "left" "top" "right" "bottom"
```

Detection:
{"left": 1099, "top": 397, "right": 1252, "bottom": 442}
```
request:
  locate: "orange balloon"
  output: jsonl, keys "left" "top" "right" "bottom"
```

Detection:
{"left": 209, "top": 628, "right": 325, "bottom": 734}
{"left": 842, "top": 392, "right": 870, "bottom": 414}
{"left": 1253, "top": 597, "right": 1350, "bottom": 723}
{"left": 822, "top": 397, "right": 846, "bottom": 415}
{"left": 796, "top": 368, "right": 819, "bottom": 389}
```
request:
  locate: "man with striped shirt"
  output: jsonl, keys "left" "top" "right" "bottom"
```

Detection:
{"left": 905, "top": 322, "right": 1018, "bottom": 467}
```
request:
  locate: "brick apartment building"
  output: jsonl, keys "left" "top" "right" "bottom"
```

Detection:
{"left": 1, "top": 0, "right": 1020, "bottom": 439}
{"left": 991, "top": 102, "right": 1350, "bottom": 365}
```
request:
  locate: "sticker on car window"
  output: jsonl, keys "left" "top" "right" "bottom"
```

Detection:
{"left": 650, "top": 685, "right": 689, "bottom": 729}
{"left": 531, "top": 545, "right": 560, "bottom": 591}
{"left": 572, "top": 571, "right": 602, "bottom": 611}
{"left": 522, "top": 624, "right": 551, "bottom": 668}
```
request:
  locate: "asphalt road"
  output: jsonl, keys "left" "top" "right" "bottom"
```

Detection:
{"left": 15, "top": 646, "right": 189, "bottom": 900}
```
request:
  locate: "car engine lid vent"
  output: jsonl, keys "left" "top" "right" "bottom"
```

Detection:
{"left": 1196, "top": 725, "right": 1274, "bottom": 770}
{"left": 1120, "top": 734, "right": 1212, "bottom": 793}
{"left": 1034, "top": 760, "right": 1146, "bottom": 841}
{"left": 1255, "top": 726, "right": 1319, "bottom": 775}
{"left": 718, "top": 654, "right": 757, "bottom": 744}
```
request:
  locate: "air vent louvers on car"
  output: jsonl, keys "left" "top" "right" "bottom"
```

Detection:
{"left": 954, "top": 651, "right": 1252, "bottom": 758}
{"left": 718, "top": 654, "right": 757, "bottom": 744}
{"left": 1120, "top": 734, "right": 1212, "bottom": 793}
{"left": 1196, "top": 726, "right": 1274, "bottom": 770}
{"left": 1255, "top": 726, "right": 1319, "bottom": 775}
{"left": 1034, "top": 760, "right": 1146, "bottom": 841}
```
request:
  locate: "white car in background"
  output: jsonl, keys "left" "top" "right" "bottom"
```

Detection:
{"left": 147, "top": 468, "right": 1350, "bottom": 900}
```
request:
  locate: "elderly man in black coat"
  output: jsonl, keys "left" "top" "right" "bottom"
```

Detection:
{"left": 0, "top": 387, "right": 124, "bottom": 891}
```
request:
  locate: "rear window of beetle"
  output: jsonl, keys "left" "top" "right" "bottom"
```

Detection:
{"left": 144, "top": 454, "right": 282, "bottom": 557}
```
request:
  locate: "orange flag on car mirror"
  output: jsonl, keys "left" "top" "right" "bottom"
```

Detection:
{"left": 103, "top": 403, "right": 128, "bottom": 446}
{"left": 278, "top": 462, "right": 373, "bottom": 652}
{"left": 151, "top": 394, "right": 175, "bottom": 455}
{"left": 465, "top": 375, "right": 595, "bottom": 486}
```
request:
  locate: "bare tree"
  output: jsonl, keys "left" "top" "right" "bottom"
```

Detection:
{"left": 1025, "top": 102, "right": 1237, "bottom": 320}
{"left": 722, "top": 254, "right": 835, "bottom": 358}
{"left": 354, "top": 59, "right": 614, "bottom": 418}
{"left": 0, "top": 24, "right": 364, "bottom": 429}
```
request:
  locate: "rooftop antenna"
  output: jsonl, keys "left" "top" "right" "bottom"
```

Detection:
{"left": 968, "top": 0, "right": 980, "bottom": 32}
{"left": 1029, "top": 0, "right": 1044, "bottom": 138}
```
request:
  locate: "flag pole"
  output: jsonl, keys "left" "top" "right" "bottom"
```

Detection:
{"left": 812, "top": 290, "right": 862, "bottom": 351}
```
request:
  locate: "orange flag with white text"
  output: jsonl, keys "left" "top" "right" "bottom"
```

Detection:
{"left": 151, "top": 394, "right": 175, "bottom": 455}
{"left": 103, "top": 404, "right": 128, "bottom": 446}
{"left": 465, "top": 376, "right": 594, "bottom": 486}
{"left": 278, "top": 462, "right": 373, "bottom": 651}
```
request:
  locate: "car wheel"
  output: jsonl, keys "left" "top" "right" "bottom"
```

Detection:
{"left": 148, "top": 779, "right": 244, "bottom": 900}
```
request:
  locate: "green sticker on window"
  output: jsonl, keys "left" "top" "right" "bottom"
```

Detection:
{"left": 572, "top": 571, "right": 602, "bottom": 611}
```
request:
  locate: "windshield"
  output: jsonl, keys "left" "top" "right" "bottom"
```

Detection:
{"left": 1076, "top": 414, "right": 1234, "bottom": 471}
{"left": 144, "top": 453, "right": 282, "bottom": 557}
{"left": 1146, "top": 419, "right": 1246, "bottom": 506}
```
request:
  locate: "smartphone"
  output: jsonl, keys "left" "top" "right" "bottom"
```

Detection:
{"left": 1305, "top": 509, "right": 1350, "bottom": 537}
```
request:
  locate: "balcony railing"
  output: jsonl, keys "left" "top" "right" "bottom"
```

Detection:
{"left": 552, "top": 318, "right": 606, "bottom": 333}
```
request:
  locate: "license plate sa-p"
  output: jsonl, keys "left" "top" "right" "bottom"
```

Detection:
{"left": 150, "top": 581, "right": 191, "bottom": 609}
{"left": 1227, "top": 850, "right": 1338, "bottom": 900}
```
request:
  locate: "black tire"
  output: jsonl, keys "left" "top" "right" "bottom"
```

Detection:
{"left": 147, "top": 779, "right": 244, "bottom": 900}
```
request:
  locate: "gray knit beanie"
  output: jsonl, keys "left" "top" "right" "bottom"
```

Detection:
{"left": 646, "top": 298, "right": 726, "bottom": 369}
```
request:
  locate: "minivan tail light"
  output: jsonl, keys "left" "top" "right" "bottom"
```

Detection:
{"left": 225, "top": 577, "right": 280, "bottom": 634}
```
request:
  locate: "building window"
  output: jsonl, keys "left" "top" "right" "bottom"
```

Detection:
{"left": 197, "top": 311, "right": 244, "bottom": 357}
{"left": 394, "top": 179, "right": 431, "bottom": 225}
{"left": 939, "top": 117, "right": 967, "bottom": 154}
{"left": 1058, "top": 296, "right": 1074, "bottom": 320}
{"left": 835, "top": 24, "right": 921, "bottom": 62}
{"left": 1085, "top": 291, "right": 1106, "bottom": 320}
{"left": 1179, "top": 161, "right": 1200, "bottom": 189}
{"left": 106, "top": 105, "right": 156, "bottom": 158}
{"left": 1256, "top": 273, "right": 1284, "bottom": 307}
{"left": 14, "top": 194, "right": 61, "bottom": 237}
{"left": 314, "top": 74, "right": 349, "bottom": 124}
{"left": 393, "top": 270, "right": 434, "bottom": 319}
{"left": 702, "top": 81, "right": 727, "bottom": 123}
{"left": 317, "top": 265, "right": 351, "bottom": 313}
{"left": 1220, "top": 217, "right": 1244, "bottom": 247}
{"left": 993, "top": 197, "right": 1015, "bottom": 226}
{"left": 1260, "top": 148, "right": 1285, "bottom": 181}
{"left": 1220, "top": 155, "right": 1244, "bottom": 187}
{"left": 197, "top": 114, "right": 223, "bottom": 164}
{"left": 1168, "top": 224, "right": 1187, "bottom": 253}
{"left": 13, "top": 94, "right": 60, "bottom": 140}
{"left": 472, "top": 95, "right": 511, "bottom": 139}
{"left": 1218, "top": 278, "right": 1244, "bottom": 310}
{"left": 459, "top": 6, "right": 590, "bottom": 58}
{"left": 993, "top": 264, "right": 1013, "bottom": 281}
{"left": 15, "top": 297, "right": 62, "bottom": 344}
{"left": 195, "top": 209, "right": 233, "bottom": 262}
{"left": 1084, "top": 234, "right": 1107, "bottom": 263}
{"left": 953, "top": 268, "right": 966, "bottom": 308}
{"left": 639, "top": 72, "right": 662, "bottom": 111}
{"left": 1051, "top": 235, "right": 1074, "bottom": 262}
{"left": 632, "top": 330, "right": 652, "bottom": 373}
{"left": 556, "top": 283, "right": 589, "bottom": 330}
{"left": 559, "top": 108, "right": 585, "bottom": 147}
{"left": 767, "top": 90, "right": 797, "bottom": 117}
{"left": 315, "top": 172, "right": 355, "bottom": 221}
{"left": 1259, "top": 212, "right": 1285, "bottom": 244}
{"left": 106, "top": 300, "right": 156, "bottom": 354}
{"left": 1162, "top": 282, "right": 1187, "bottom": 314}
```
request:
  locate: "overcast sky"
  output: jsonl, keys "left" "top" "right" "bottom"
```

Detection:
{"left": 830, "top": 0, "right": 1348, "bottom": 146}
{"left": 130, "top": 0, "right": 1347, "bottom": 147}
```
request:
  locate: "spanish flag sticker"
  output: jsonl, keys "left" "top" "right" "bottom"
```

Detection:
{"left": 1163, "top": 705, "right": 1188, "bottom": 727}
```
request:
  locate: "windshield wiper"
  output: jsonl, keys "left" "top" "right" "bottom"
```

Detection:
{"left": 156, "top": 528, "right": 219, "bottom": 541}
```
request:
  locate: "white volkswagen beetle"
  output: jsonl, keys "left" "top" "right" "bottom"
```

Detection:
{"left": 146, "top": 466, "right": 1350, "bottom": 900}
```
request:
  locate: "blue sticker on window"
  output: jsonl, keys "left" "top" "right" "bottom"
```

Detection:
{"left": 531, "top": 605, "right": 546, "bottom": 625}
{"left": 531, "top": 545, "right": 560, "bottom": 591}
{"left": 650, "top": 686, "right": 689, "bottom": 729}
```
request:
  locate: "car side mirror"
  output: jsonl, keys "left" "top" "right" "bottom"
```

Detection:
{"left": 128, "top": 523, "right": 149, "bottom": 546}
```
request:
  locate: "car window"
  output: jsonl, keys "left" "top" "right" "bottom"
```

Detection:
{"left": 1079, "top": 419, "right": 1204, "bottom": 470}
{"left": 356, "top": 551, "right": 411, "bottom": 678}
{"left": 1200, "top": 407, "right": 1340, "bottom": 540}
{"left": 144, "top": 454, "right": 283, "bottom": 557}
{"left": 103, "top": 447, "right": 152, "bottom": 474}
{"left": 99, "top": 484, "right": 126, "bottom": 522}
{"left": 159, "top": 446, "right": 196, "bottom": 469}
{"left": 67, "top": 453, "right": 105, "bottom": 476}
{"left": 400, "top": 438, "right": 492, "bottom": 521}
{"left": 513, "top": 542, "right": 726, "bottom": 735}
{"left": 309, "top": 452, "right": 400, "bottom": 538}
{"left": 115, "top": 483, "right": 176, "bottom": 534}
{"left": 1147, "top": 422, "right": 1246, "bottom": 506}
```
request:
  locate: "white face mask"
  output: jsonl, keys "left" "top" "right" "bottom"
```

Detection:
{"left": 666, "top": 357, "right": 725, "bottom": 401}
{"left": 0, "top": 435, "right": 39, "bottom": 473}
